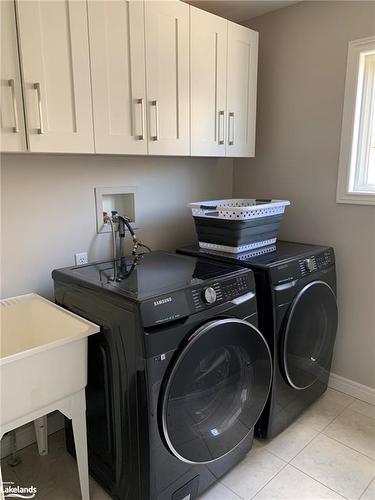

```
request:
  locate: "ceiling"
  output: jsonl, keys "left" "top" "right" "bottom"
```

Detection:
{"left": 183, "top": 1, "right": 300, "bottom": 22}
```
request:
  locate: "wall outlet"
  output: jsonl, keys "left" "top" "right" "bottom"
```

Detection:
{"left": 74, "top": 252, "right": 88, "bottom": 266}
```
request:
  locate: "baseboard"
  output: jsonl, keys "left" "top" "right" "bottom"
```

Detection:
{"left": 1, "top": 411, "right": 65, "bottom": 459}
{"left": 329, "top": 372, "right": 375, "bottom": 405}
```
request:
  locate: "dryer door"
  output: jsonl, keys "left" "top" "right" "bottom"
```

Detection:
{"left": 281, "top": 281, "right": 338, "bottom": 390}
{"left": 160, "top": 318, "right": 272, "bottom": 464}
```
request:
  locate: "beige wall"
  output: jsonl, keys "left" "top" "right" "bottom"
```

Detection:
{"left": 234, "top": 1, "right": 375, "bottom": 388}
{"left": 1, "top": 0, "right": 374, "bottom": 391}
{"left": 1, "top": 154, "right": 232, "bottom": 299}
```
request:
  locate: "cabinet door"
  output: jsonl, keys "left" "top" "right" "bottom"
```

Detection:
{"left": 1, "top": 0, "right": 27, "bottom": 152}
{"left": 16, "top": 0, "right": 94, "bottom": 153}
{"left": 190, "top": 7, "right": 227, "bottom": 157}
{"left": 88, "top": 0, "right": 147, "bottom": 155}
{"left": 226, "top": 22, "right": 258, "bottom": 157}
{"left": 145, "top": 1, "right": 189, "bottom": 155}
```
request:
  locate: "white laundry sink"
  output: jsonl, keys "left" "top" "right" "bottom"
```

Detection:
{"left": 0, "top": 293, "right": 99, "bottom": 425}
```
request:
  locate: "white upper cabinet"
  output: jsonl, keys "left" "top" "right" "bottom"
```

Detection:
{"left": 88, "top": 0, "right": 147, "bottom": 155}
{"left": 145, "top": 1, "right": 190, "bottom": 155}
{"left": 190, "top": 7, "right": 258, "bottom": 157}
{"left": 190, "top": 7, "right": 228, "bottom": 157}
{"left": 226, "top": 22, "right": 258, "bottom": 157}
{"left": 88, "top": 0, "right": 189, "bottom": 156}
{"left": 16, "top": 0, "right": 94, "bottom": 153}
{"left": 1, "top": 0, "right": 27, "bottom": 152}
{"left": 2, "top": 0, "right": 258, "bottom": 158}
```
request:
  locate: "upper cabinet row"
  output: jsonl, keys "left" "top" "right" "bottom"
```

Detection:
{"left": 1, "top": 0, "right": 258, "bottom": 157}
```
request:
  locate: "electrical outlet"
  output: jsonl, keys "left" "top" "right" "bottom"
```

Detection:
{"left": 74, "top": 252, "right": 88, "bottom": 266}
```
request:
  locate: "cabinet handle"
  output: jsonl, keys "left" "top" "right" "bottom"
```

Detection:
{"left": 136, "top": 98, "right": 145, "bottom": 140}
{"left": 33, "top": 82, "right": 44, "bottom": 134}
{"left": 218, "top": 110, "right": 225, "bottom": 145}
{"left": 151, "top": 100, "right": 159, "bottom": 141}
{"left": 228, "top": 112, "right": 235, "bottom": 146}
{"left": 8, "top": 79, "right": 19, "bottom": 133}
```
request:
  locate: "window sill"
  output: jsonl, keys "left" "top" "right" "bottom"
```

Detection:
{"left": 336, "top": 191, "right": 375, "bottom": 205}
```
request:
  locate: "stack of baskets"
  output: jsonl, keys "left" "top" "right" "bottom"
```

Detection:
{"left": 189, "top": 199, "right": 290, "bottom": 254}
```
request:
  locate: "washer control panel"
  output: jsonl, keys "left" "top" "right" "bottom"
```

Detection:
{"left": 221, "top": 275, "right": 249, "bottom": 301}
{"left": 191, "top": 274, "right": 250, "bottom": 311}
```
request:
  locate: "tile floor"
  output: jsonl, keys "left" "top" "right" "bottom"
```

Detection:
{"left": 1, "top": 389, "right": 374, "bottom": 500}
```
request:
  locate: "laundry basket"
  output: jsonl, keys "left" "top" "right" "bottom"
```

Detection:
{"left": 189, "top": 199, "right": 290, "bottom": 253}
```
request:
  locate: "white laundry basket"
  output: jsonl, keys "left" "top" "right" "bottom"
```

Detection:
{"left": 189, "top": 199, "right": 290, "bottom": 253}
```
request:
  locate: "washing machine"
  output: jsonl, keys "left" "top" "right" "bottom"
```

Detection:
{"left": 52, "top": 251, "right": 272, "bottom": 499}
{"left": 177, "top": 241, "right": 338, "bottom": 439}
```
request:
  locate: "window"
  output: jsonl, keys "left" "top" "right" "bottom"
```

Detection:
{"left": 337, "top": 37, "right": 375, "bottom": 205}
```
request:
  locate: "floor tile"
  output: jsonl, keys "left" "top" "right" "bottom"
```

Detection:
{"left": 3, "top": 399, "right": 375, "bottom": 500}
{"left": 198, "top": 481, "right": 242, "bottom": 500}
{"left": 350, "top": 400, "right": 375, "bottom": 420}
{"left": 264, "top": 421, "right": 319, "bottom": 462}
{"left": 0, "top": 460, "right": 19, "bottom": 496}
{"left": 89, "top": 479, "right": 112, "bottom": 500}
{"left": 291, "top": 434, "right": 375, "bottom": 500}
{"left": 296, "top": 389, "right": 354, "bottom": 432}
{"left": 37, "top": 475, "right": 111, "bottom": 500}
{"left": 323, "top": 408, "right": 375, "bottom": 459}
{"left": 4, "top": 431, "right": 110, "bottom": 500}
{"left": 360, "top": 478, "right": 375, "bottom": 500}
{"left": 253, "top": 464, "right": 346, "bottom": 499}
{"left": 17, "top": 452, "right": 81, "bottom": 499}
{"left": 252, "top": 438, "right": 265, "bottom": 449}
{"left": 220, "top": 446, "right": 286, "bottom": 499}
{"left": 6, "top": 432, "right": 71, "bottom": 496}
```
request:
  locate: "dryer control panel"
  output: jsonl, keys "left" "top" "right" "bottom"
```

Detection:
{"left": 270, "top": 247, "right": 335, "bottom": 285}
{"left": 298, "top": 249, "right": 334, "bottom": 277}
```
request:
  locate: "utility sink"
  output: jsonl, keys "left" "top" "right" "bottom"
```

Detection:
{"left": 0, "top": 293, "right": 99, "bottom": 425}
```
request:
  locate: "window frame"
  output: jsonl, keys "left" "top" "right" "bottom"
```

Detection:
{"left": 336, "top": 36, "right": 375, "bottom": 206}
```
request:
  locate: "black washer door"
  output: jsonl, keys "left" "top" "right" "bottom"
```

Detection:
{"left": 282, "top": 281, "right": 338, "bottom": 390}
{"left": 161, "top": 318, "right": 272, "bottom": 464}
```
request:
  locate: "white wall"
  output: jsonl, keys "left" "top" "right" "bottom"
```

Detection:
{"left": 234, "top": 1, "right": 375, "bottom": 388}
{"left": 1, "top": 154, "right": 233, "bottom": 299}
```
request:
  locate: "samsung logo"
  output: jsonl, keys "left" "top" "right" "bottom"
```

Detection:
{"left": 277, "top": 264, "right": 288, "bottom": 270}
{"left": 154, "top": 297, "right": 172, "bottom": 307}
